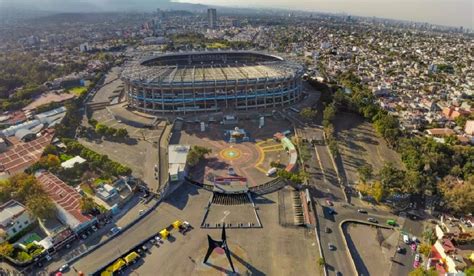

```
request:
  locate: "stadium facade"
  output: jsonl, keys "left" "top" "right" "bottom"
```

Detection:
{"left": 121, "top": 51, "right": 304, "bottom": 114}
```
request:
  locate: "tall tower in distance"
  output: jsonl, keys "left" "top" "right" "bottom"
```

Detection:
{"left": 207, "top": 8, "right": 217, "bottom": 29}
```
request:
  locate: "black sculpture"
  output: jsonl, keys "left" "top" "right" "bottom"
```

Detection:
{"left": 203, "top": 224, "right": 236, "bottom": 273}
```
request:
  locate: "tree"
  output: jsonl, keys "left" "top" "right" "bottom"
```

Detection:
{"left": 105, "top": 127, "right": 117, "bottom": 137}
{"left": 116, "top": 128, "right": 128, "bottom": 139}
{"left": 408, "top": 267, "right": 438, "bottom": 276}
{"left": 422, "top": 228, "right": 437, "bottom": 245}
{"left": 357, "top": 164, "right": 373, "bottom": 183}
{"left": 38, "top": 154, "right": 60, "bottom": 169}
{"left": 80, "top": 196, "right": 96, "bottom": 214}
{"left": 26, "top": 195, "right": 56, "bottom": 219}
{"left": 300, "top": 107, "right": 317, "bottom": 120}
{"left": 418, "top": 243, "right": 431, "bottom": 257}
{"left": 0, "top": 242, "right": 14, "bottom": 256}
{"left": 404, "top": 170, "right": 422, "bottom": 194}
{"left": 42, "top": 144, "right": 58, "bottom": 156}
{"left": 323, "top": 104, "right": 336, "bottom": 127}
{"left": 437, "top": 176, "right": 474, "bottom": 214}
{"left": 187, "top": 146, "right": 212, "bottom": 167}
{"left": 371, "top": 181, "right": 385, "bottom": 202}
{"left": 88, "top": 118, "right": 98, "bottom": 127}
{"left": 95, "top": 123, "right": 108, "bottom": 136}
{"left": 464, "top": 266, "right": 474, "bottom": 276}
{"left": 379, "top": 162, "right": 405, "bottom": 194}
{"left": 317, "top": 257, "right": 326, "bottom": 267}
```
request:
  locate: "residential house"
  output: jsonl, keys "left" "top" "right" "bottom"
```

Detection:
{"left": 0, "top": 200, "right": 34, "bottom": 242}
{"left": 35, "top": 171, "right": 96, "bottom": 233}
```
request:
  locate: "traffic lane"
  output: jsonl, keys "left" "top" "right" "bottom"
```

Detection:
{"left": 391, "top": 234, "right": 419, "bottom": 276}
{"left": 316, "top": 200, "right": 401, "bottom": 275}
{"left": 314, "top": 144, "right": 340, "bottom": 187}
{"left": 67, "top": 204, "right": 179, "bottom": 274}
{"left": 315, "top": 203, "right": 353, "bottom": 276}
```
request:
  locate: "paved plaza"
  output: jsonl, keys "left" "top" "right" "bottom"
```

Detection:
{"left": 174, "top": 117, "right": 292, "bottom": 187}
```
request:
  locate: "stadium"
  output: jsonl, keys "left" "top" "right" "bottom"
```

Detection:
{"left": 121, "top": 51, "right": 304, "bottom": 114}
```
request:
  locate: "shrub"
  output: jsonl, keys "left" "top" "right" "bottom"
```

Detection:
{"left": 15, "top": 251, "right": 32, "bottom": 262}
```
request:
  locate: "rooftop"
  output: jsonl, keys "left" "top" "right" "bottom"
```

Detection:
{"left": 35, "top": 171, "right": 91, "bottom": 229}
{"left": 61, "top": 156, "right": 86, "bottom": 169}
{"left": 168, "top": 144, "right": 190, "bottom": 165}
{"left": 0, "top": 200, "right": 27, "bottom": 227}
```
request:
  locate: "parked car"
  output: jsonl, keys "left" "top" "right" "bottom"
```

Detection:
{"left": 328, "top": 243, "right": 336, "bottom": 250}
{"left": 110, "top": 226, "right": 122, "bottom": 236}
{"left": 325, "top": 227, "right": 331, "bottom": 233}
{"left": 58, "top": 264, "right": 70, "bottom": 272}
{"left": 403, "top": 234, "right": 410, "bottom": 244}
{"left": 367, "top": 217, "right": 378, "bottom": 223}
{"left": 415, "top": 254, "right": 421, "bottom": 262}
{"left": 326, "top": 199, "right": 334, "bottom": 206}
{"left": 357, "top": 209, "right": 367, "bottom": 214}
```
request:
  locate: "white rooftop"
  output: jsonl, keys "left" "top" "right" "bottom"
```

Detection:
{"left": 61, "top": 156, "right": 86, "bottom": 169}
{"left": 0, "top": 200, "right": 26, "bottom": 227}
{"left": 168, "top": 145, "right": 190, "bottom": 165}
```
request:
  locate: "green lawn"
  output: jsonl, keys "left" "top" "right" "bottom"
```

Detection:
{"left": 93, "top": 177, "right": 111, "bottom": 186}
{"left": 68, "top": 86, "right": 88, "bottom": 96}
{"left": 80, "top": 183, "right": 95, "bottom": 195}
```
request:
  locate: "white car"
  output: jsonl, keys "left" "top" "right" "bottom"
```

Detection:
{"left": 58, "top": 264, "right": 69, "bottom": 272}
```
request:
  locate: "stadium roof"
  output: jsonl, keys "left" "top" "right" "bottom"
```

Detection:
{"left": 122, "top": 51, "right": 303, "bottom": 85}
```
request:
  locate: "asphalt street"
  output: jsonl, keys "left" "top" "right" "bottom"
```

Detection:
{"left": 299, "top": 125, "right": 423, "bottom": 276}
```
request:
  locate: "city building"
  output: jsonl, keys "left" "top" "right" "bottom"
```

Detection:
{"left": 207, "top": 8, "right": 217, "bottom": 29}
{"left": 0, "top": 200, "right": 34, "bottom": 242}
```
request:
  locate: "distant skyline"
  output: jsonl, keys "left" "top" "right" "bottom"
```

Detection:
{"left": 0, "top": 0, "right": 472, "bottom": 29}
{"left": 180, "top": 0, "right": 473, "bottom": 29}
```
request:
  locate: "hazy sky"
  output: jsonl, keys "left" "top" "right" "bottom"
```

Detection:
{"left": 180, "top": 0, "right": 474, "bottom": 29}
{"left": 0, "top": 0, "right": 472, "bottom": 28}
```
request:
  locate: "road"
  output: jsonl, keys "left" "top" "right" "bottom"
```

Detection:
{"left": 61, "top": 184, "right": 210, "bottom": 275}
{"left": 296, "top": 123, "right": 423, "bottom": 276}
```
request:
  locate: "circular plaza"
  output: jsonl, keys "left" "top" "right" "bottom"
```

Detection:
{"left": 179, "top": 117, "right": 295, "bottom": 188}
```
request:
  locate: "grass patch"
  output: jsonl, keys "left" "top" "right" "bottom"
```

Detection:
{"left": 80, "top": 183, "right": 95, "bottom": 195}
{"left": 93, "top": 177, "right": 112, "bottom": 186}
{"left": 206, "top": 42, "right": 229, "bottom": 49}
{"left": 59, "top": 153, "right": 74, "bottom": 162}
{"left": 68, "top": 86, "right": 88, "bottom": 96}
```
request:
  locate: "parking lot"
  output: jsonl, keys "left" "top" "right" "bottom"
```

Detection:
{"left": 62, "top": 183, "right": 319, "bottom": 275}
{"left": 79, "top": 108, "right": 164, "bottom": 190}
